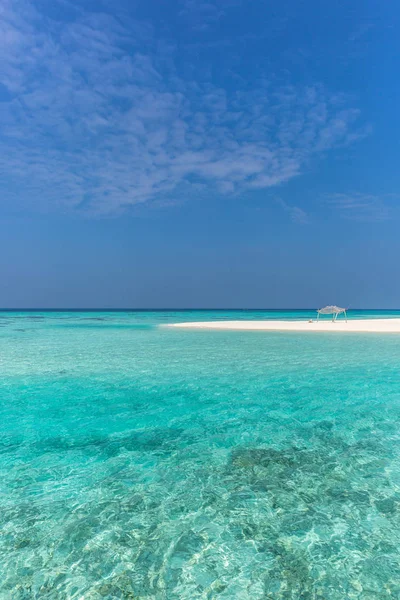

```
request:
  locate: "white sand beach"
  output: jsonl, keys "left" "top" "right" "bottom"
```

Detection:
{"left": 167, "top": 319, "right": 400, "bottom": 333}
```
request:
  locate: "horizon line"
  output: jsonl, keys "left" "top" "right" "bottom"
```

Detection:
{"left": 1, "top": 308, "right": 399, "bottom": 312}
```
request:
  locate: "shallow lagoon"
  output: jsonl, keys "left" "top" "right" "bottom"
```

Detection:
{"left": 1, "top": 311, "right": 400, "bottom": 599}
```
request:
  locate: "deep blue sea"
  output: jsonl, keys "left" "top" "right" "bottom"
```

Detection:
{"left": 1, "top": 310, "right": 400, "bottom": 599}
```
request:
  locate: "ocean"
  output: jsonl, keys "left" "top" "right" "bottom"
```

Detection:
{"left": 1, "top": 310, "right": 400, "bottom": 599}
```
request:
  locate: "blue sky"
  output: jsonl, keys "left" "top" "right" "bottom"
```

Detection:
{"left": 1, "top": 0, "right": 399, "bottom": 308}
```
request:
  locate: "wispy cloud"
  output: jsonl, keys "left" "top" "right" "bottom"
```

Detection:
{"left": 0, "top": 0, "right": 367, "bottom": 215}
{"left": 348, "top": 23, "right": 374, "bottom": 43}
{"left": 277, "top": 198, "right": 310, "bottom": 225}
{"left": 326, "top": 193, "right": 398, "bottom": 222}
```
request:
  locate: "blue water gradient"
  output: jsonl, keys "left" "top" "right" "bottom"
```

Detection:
{"left": 1, "top": 310, "right": 400, "bottom": 599}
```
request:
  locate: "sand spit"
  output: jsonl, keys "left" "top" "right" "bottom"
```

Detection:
{"left": 166, "top": 319, "right": 400, "bottom": 333}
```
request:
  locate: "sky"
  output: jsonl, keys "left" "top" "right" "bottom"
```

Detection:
{"left": 0, "top": 0, "right": 399, "bottom": 308}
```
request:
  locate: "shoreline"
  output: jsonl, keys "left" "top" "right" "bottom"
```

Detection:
{"left": 166, "top": 318, "right": 400, "bottom": 333}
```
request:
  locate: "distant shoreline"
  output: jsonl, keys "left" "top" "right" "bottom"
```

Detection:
{"left": 166, "top": 319, "right": 400, "bottom": 333}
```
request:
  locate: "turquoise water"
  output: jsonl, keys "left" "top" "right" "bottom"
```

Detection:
{"left": 1, "top": 310, "right": 400, "bottom": 599}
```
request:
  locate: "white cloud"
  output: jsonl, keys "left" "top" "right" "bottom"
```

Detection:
{"left": 277, "top": 198, "right": 310, "bottom": 225}
{"left": 326, "top": 193, "right": 398, "bottom": 222}
{"left": 0, "top": 0, "right": 367, "bottom": 215}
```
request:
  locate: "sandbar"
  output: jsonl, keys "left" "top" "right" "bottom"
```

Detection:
{"left": 167, "top": 319, "right": 400, "bottom": 333}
